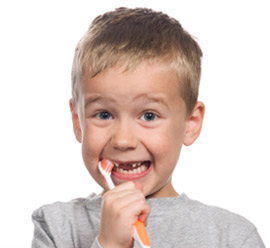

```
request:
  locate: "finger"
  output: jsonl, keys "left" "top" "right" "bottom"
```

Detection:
{"left": 103, "top": 187, "right": 141, "bottom": 204}
{"left": 121, "top": 196, "right": 151, "bottom": 221}
{"left": 134, "top": 182, "right": 143, "bottom": 191}
{"left": 110, "top": 181, "right": 137, "bottom": 193}
{"left": 104, "top": 189, "right": 145, "bottom": 210}
{"left": 103, "top": 181, "right": 140, "bottom": 200}
{"left": 102, "top": 190, "right": 146, "bottom": 216}
{"left": 138, "top": 213, "right": 149, "bottom": 226}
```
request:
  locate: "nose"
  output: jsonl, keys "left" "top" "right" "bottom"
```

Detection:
{"left": 110, "top": 120, "right": 138, "bottom": 151}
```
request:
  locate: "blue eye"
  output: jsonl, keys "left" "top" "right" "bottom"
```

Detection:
{"left": 97, "top": 111, "right": 112, "bottom": 120}
{"left": 141, "top": 112, "right": 157, "bottom": 121}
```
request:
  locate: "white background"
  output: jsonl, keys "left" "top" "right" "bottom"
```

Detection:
{"left": 0, "top": 0, "right": 269, "bottom": 247}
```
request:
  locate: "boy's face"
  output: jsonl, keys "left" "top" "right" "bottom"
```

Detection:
{"left": 70, "top": 62, "right": 204, "bottom": 198}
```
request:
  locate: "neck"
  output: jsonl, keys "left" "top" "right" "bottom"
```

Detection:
{"left": 147, "top": 180, "right": 179, "bottom": 198}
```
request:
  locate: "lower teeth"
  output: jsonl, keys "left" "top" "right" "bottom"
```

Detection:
{"left": 115, "top": 164, "right": 147, "bottom": 175}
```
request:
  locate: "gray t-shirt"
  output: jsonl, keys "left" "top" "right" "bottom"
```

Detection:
{"left": 32, "top": 193, "right": 265, "bottom": 248}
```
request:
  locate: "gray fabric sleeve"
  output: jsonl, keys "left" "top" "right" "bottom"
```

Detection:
{"left": 240, "top": 229, "right": 266, "bottom": 248}
{"left": 32, "top": 212, "right": 56, "bottom": 248}
{"left": 93, "top": 237, "right": 102, "bottom": 248}
{"left": 31, "top": 211, "right": 100, "bottom": 248}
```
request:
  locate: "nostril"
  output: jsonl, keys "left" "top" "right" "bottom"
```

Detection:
{"left": 111, "top": 134, "right": 138, "bottom": 151}
{"left": 113, "top": 145, "right": 137, "bottom": 152}
{"left": 110, "top": 121, "right": 139, "bottom": 150}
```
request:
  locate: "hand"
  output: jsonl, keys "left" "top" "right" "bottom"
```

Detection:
{"left": 98, "top": 181, "right": 151, "bottom": 248}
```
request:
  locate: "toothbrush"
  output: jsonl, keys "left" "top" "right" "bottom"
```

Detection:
{"left": 98, "top": 159, "right": 151, "bottom": 248}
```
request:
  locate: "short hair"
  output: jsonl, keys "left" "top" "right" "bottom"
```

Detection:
{"left": 71, "top": 7, "right": 203, "bottom": 116}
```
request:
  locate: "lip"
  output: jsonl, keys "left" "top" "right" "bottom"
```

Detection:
{"left": 111, "top": 162, "right": 152, "bottom": 180}
{"left": 109, "top": 159, "right": 149, "bottom": 164}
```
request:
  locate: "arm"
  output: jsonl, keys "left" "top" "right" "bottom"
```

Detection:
{"left": 31, "top": 211, "right": 56, "bottom": 248}
{"left": 31, "top": 208, "right": 102, "bottom": 248}
{"left": 240, "top": 229, "right": 266, "bottom": 248}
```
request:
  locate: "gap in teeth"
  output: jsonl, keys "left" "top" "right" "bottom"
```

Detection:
{"left": 115, "top": 164, "right": 147, "bottom": 174}
{"left": 113, "top": 161, "right": 149, "bottom": 174}
{"left": 114, "top": 161, "right": 143, "bottom": 169}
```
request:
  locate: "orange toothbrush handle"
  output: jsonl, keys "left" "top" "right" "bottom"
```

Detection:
{"left": 133, "top": 220, "right": 150, "bottom": 247}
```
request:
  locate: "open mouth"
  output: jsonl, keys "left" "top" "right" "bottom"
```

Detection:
{"left": 112, "top": 161, "right": 151, "bottom": 175}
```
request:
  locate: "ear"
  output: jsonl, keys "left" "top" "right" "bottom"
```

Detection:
{"left": 69, "top": 99, "right": 82, "bottom": 143}
{"left": 184, "top": 101, "right": 205, "bottom": 146}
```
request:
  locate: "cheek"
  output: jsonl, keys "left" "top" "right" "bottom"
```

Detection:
{"left": 153, "top": 122, "right": 184, "bottom": 152}
{"left": 152, "top": 123, "right": 184, "bottom": 169}
{"left": 81, "top": 126, "right": 106, "bottom": 170}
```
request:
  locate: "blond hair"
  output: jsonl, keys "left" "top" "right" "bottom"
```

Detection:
{"left": 71, "top": 7, "right": 202, "bottom": 116}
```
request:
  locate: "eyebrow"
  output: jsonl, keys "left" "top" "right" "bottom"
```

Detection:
{"left": 84, "top": 93, "right": 169, "bottom": 109}
{"left": 84, "top": 95, "right": 110, "bottom": 109}
{"left": 134, "top": 93, "right": 169, "bottom": 108}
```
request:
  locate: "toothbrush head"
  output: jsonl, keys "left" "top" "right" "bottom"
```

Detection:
{"left": 98, "top": 159, "right": 115, "bottom": 190}
{"left": 100, "top": 159, "right": 114, "bottom": 173}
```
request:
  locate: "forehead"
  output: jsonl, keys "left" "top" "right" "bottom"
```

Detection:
{"left": 81, "top": 62, "right": 181, "bottom": 95}
{"left": 78, "top": 63, "right": 186, "bottom": 115}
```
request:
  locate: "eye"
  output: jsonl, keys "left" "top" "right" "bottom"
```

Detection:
{"left": 96, "top": 111, "right": 112, "bottom": 120}
{"left": 141, "top": 112, "right": 157, "bottom": 121}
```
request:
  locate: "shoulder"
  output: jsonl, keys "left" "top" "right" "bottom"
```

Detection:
{"left": 32, "top": 193, "right": 102, "bottom": 224}
{"left": 151, "top": 194, "right": 257, "bottom": 237}
{"left": 186, "top": 196, "right": 255, "bottom": 229}
{"left": 148, "top": 195, "right": 265, "bottom": 247}
{"left": 32, "top": 194, "right": 103, "bottom": 246}
{"left": 149, "top": 194, "right": 255, "bottom": 229}
{"left": 184, "top": 195, "right": 260, "bottom": 245}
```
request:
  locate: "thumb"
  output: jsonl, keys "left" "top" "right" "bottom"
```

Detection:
{"left": 134, "top": 182, "right": 143, "bottom": 192}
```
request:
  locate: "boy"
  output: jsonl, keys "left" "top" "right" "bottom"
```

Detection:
{"left": 32, "top": 7, "right": 265, "bottom": 248}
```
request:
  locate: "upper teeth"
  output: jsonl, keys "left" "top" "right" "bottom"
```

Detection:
{"left": 114, "top": 162, "right": 143, "bottom": 167}
{"left": 133, "top": 162, "right": 142, "bottom": 167}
